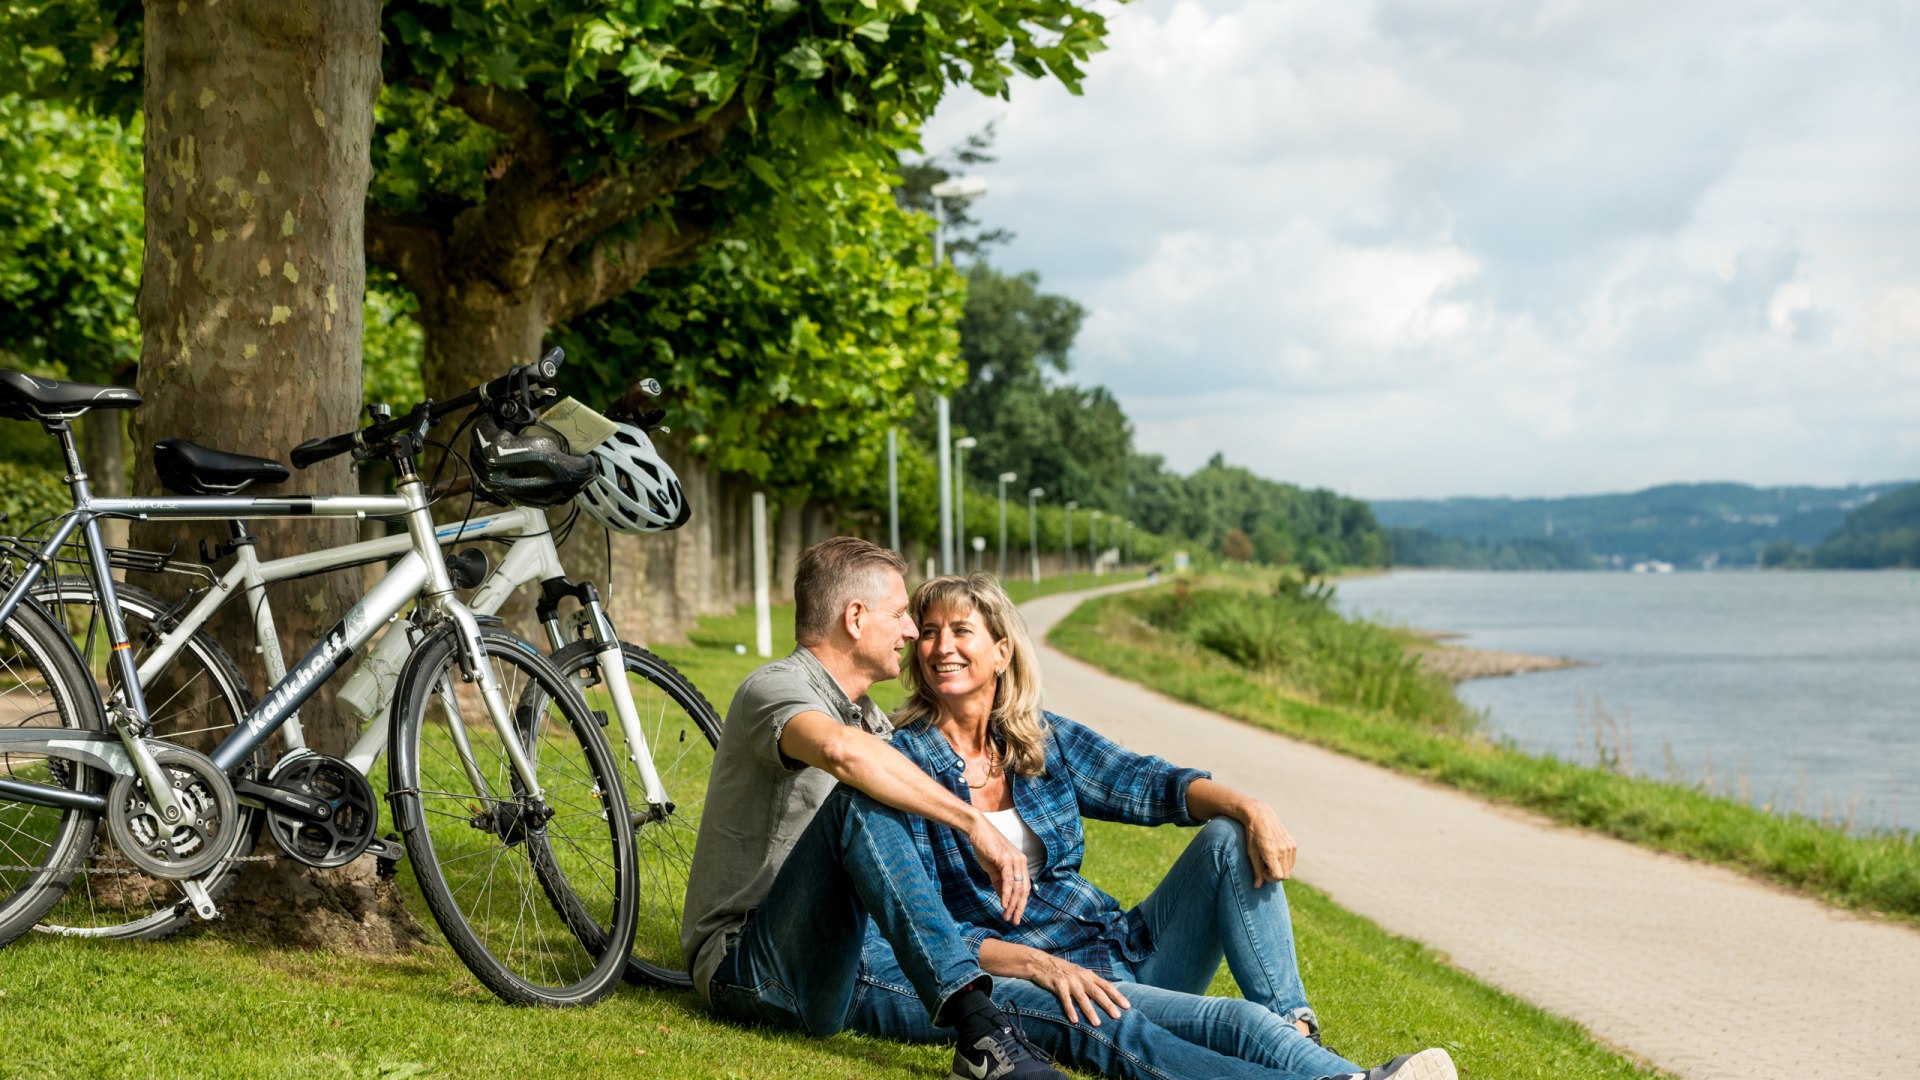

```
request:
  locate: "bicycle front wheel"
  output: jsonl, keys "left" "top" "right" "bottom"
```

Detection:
{"left": 388, "top": 626, "right": 638, "bottom": 1007}
{"left": 547, "top": 640, "right": 718, "bottom": 990}
{"left": 0, "top": 600, "right": 102, "bottom": 947}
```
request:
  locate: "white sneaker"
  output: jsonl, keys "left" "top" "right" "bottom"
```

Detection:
{"left": 1359, "top": 1047, "right": 1458, "bottom": 1080}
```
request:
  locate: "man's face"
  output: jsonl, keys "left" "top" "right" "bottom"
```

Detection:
{"left": 855, "top": 571, "right": 917, "bottom": 683}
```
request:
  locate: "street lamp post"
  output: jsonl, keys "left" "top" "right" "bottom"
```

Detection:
{"left": 1064, "top": 501, "right": 1078, "bottom": 587}
{"left": 1090, "top": 510, "right": 1102, "bottom": 576}
{"left": 954, "top": 436, "right": 977, "bottom": 574}
{"left": 887, "top": 429, "right": 899, "bottom": 553}
{"left": 936, "top": 399, "right": 953, "bottom": 573}
{"left": 928, "top": 177, "right": 986, "bottom": 577}
{"left": 997, "top": 472, "right": 1018, "bottom": 577}
{"left": 1027, "top": 487, "right": 1044, "bottom": 588}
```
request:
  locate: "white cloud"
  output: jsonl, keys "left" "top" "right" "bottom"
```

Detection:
{"left": 925, "top": 0, "right": 1920, "bottom": 497}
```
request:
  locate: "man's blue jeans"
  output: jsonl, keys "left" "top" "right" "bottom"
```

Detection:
{"left": 705, "top": 784, "right": 989, "bottom": 1036}
{"left": 847, "top": 818, "right": 1362, "bottom": 1079}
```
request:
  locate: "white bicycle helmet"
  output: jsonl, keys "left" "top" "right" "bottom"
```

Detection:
{"left": 573, "top": 421, "right": 690, "bottom": 534}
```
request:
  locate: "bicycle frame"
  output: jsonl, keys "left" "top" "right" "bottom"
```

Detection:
{"left": 26, "top": 502, "right": 673, "bottom": 811}
{"left": 0, "top": 427, "right": 550, "bottom": 823}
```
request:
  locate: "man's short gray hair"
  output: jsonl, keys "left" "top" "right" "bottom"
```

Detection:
{"left": 793, "top": 537, "right": 909, "bottom": 647}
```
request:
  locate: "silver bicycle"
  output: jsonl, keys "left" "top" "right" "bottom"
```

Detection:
{"left": 0, "top": 356, "right": 650, "bottom": 1005}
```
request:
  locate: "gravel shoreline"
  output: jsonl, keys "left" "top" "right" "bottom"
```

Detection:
{"left": 1404, "top": 629, "right": 1582, "bottom": 682}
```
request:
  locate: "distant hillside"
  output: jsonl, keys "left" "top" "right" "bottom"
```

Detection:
{"left": 1372, "top": 481, "right": 1914, "bottom": 569}
{"left": 1388, "top": 528, "right": 1595, "bottom": 570}
{"left": 1812, "top": 483, "right": 1920, "bottom": 567}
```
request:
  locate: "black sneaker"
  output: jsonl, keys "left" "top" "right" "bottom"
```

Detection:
{"left": 1360, "top": 1048, "right": 1459, "bottom": 1080}
{"left": 947, "top": 1023, "right": 1068, "bottom": 1080}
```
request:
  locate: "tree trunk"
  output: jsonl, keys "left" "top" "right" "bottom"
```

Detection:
{"left": 81, "top": 409, "right": 128, "bottom": 552}
{"left": 774, "top": 496, "right": 804, "bottom": 603}
{"left": 135, "top": 0, "right": 417, "bottom": 950}
{"left": 419, "top": 285, "right": 548, "bottom": 405}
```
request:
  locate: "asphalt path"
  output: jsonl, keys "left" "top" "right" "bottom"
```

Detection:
{"left": 1023, "top": 582, "right": 1920, "bottom": 1080}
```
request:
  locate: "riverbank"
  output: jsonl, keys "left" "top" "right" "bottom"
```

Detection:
{"left": 1029, "top": 583, "right": 1920, "bottom": 1080}
{"left": 1050, "top": 579, "right": 1920, "bottom": 922}
{"left": 1402, "top": 628, "right": 1582, "bottom": 681}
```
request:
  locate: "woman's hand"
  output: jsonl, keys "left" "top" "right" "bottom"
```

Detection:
{"left": 1241, "top": 799, "right": 1296, "bottom": 887}
{"left": 1032, "top": 953, "right": 1129, "bottom": 1026}
{"left": 982, "top": 940, "right": 1130, "bottom": 1026}
{"left": 1188, "top": 778, "right": 1298, "bottom": 887}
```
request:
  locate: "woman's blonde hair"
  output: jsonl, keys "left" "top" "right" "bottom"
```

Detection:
{"left": 894, "top": 574, "right": 1048, "bottom": 777}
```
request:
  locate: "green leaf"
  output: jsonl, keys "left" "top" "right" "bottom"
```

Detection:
{"left": 778, "top": 42, "right": 825, "bottom": 81}
{"left": 744, "top": 155, "right": 783, "bottom": 190}
{"left": 619, "top": 47, "right": 668, "bottom": 94}
{"left": 576, "top": 19, "right": 623, "bottom": 56}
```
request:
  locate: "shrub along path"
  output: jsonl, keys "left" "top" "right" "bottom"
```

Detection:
{"left": 1025, "top": 582, "right": 1920, "bottom": 1080}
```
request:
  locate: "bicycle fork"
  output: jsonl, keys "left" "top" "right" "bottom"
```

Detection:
{"left": 537, "top": 581, "right": 671, "bottom": 814}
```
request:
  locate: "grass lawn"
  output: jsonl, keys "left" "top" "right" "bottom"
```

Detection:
{"left": 0, "top": 577, "right": 1660, "bottom": 1079}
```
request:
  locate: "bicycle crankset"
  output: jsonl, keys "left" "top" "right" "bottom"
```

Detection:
{"left": 105, "top": 745, "right": 241, "bottom": 879}
{"left": 263, "top": 752, "right": 380, "bottom": 869}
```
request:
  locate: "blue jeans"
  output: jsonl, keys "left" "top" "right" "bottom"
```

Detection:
{"left": 848, "top": 819, "right": 1361, "bottom": 1079}
{"left": 706, "top": 785, "right": 989, "bottom": 1036}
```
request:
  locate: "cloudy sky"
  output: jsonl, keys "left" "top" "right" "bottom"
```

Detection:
{"left": 922, "top": 0, "right": 1920, "bottom": 499}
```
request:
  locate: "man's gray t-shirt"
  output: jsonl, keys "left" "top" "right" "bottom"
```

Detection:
{"left": 681, "top": 647, "right": 891, "bottom": 1001}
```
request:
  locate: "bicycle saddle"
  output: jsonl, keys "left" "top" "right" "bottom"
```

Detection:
{"left": 0, "top": 369, "right": 141, "bottom": 422}
{"left": 153, "top": 438, "right": 291, "bottom": 496}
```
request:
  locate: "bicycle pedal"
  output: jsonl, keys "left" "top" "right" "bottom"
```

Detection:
{"left": 367, "top": 834, "right": 407, "bottom": 865}
{"left": 181, "top": 879, "right": 220, "bottom": 922}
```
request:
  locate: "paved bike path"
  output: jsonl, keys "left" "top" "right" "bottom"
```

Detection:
{"left": 1023, "top": 583, "right": 1920, "bottom": 1080}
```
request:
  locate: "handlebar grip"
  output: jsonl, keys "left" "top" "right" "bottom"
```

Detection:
{"left": 289, "top": 430, "right": 359, "bottom": 469}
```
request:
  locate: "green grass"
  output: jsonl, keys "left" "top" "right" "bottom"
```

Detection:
{"left": 1052, "top": 581, "right": 1920, "bottom": 923}
{"left": 0, "top": 582, "right": 1661, "bottom": 1079}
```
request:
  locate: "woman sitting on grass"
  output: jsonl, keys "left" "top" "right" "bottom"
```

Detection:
{"left": 844, "top": 573, "right": 1457, "bottom": 1080}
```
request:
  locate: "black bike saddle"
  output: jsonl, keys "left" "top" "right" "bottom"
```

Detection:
{"left": 153, "top": 438, "right": 291, "bottom": 496}
{"left": 0, "top": 369, "right": 141, "bottom": 422}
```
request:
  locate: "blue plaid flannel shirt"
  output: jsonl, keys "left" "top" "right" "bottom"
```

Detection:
{"left": 889, "top": 712, "right": 1210, "bottom": 978}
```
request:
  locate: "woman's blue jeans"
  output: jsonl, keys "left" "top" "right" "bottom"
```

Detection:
{"left": 847, "top": 818, "right": 1362, "bottom": 1079}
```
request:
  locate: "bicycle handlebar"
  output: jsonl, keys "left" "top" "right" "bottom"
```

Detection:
{"left": 290, "top": 348, "right": 565, "bottom": 470}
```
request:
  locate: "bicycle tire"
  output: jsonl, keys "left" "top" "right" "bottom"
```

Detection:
{"left": 0, "top": 599, "right": 104, "bottom": 947}
{"left": 30, "top": 578, "right": 260, "bottom": 940}
{"left": 388, "top": 625, "right": 639, "bottom": 1007}
{"left": 545, "top": 640, "right": 720, "bottom": 990}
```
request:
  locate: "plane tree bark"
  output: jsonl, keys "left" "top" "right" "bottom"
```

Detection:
{"left": 131, "top": 0, "right": 417, "bottom": 951}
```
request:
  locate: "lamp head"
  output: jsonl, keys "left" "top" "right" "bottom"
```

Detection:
{"left": 930, "top": 177, "right": 989, "bottom": 199}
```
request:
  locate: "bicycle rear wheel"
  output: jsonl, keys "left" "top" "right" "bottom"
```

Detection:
{"left": 547, "top": 639, "right": 718, "bottom": 990}
{"left": 388, "top": 625, "right": 638, "bottom": 1007}
{"left": 0, "top": 600, "right": 102, "bottom": 947}
{"left": 31, "top": 578, "right": 258, "bottom": 940}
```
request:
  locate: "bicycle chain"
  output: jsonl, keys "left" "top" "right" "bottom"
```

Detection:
{"left": 0, "top": 853, "right": 282, "bottom": 876}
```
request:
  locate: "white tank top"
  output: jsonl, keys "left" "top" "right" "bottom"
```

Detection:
{"left": 983, "top": 807, "right": 1046, "bottom": 880}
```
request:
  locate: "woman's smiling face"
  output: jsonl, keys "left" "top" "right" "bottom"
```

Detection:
{"left": 916, "top": 601, "right": 1010, "bottom": 707}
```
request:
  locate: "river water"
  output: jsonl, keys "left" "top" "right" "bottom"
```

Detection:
{"left": 1333, "top": 570, "right": 1920, "bottom": 835}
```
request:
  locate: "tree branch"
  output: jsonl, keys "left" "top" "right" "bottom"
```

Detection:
{"left": 547, "top": 99, "right": 749, "bottom": 259}
{"left": 547, "top": 212, "right": 715, "bottom": 325}
{"left": 448, "top": 84, "right": 555, "bottom": 167}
